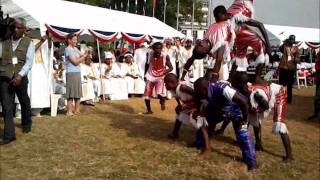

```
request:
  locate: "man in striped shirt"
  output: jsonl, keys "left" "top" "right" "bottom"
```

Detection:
{"left": 181, "top": 6, "right": 234, "bottom": 82}
{"left": 248, "top": 82, "right": 293, "bottom": 162}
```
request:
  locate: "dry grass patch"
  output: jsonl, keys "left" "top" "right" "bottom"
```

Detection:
{"left": 0, "top": 87, "right": 319, "bottom": 180}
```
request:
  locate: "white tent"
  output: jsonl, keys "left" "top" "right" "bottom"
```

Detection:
{"left": 265, "top": 24, "right": 320, "bottom": 46}
{"left": 1, "top": 0, "right": 184, "bottom": 38}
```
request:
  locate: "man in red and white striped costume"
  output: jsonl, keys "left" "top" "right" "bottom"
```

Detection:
{"left": 248, "top": 82, "right": 293, "bottom": 162}
{"left": 181, "top": 6, "right": 235, "bottom": 82}
{"left": 228, "top": 0, "right": 271, "bottom": 83}
{"left": 144, "top": 42, "right": 173, "bottom": 114}
{"left": 164, "top": 73, "right": 197, "bottom": 139}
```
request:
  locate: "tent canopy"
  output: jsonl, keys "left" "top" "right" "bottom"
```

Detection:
{"left": 1, "top": 0, "right": 184, "bottom": 39}
{"left": 265, "top": 24, "right": 320, "bottom": 46}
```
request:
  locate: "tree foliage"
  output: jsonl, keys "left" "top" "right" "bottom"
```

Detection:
{"left": 66, "top": 0, "right": 205, "bottom": 29}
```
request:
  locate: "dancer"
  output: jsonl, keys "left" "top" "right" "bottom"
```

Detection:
{"left": 247, "top": 82, "right": 293, "bottom": 162}
{"left": 164, "top": 73, "right": 197, "bottom": 139}
{"left": 193, "top": 78, "right": 257, "bottom": 170}
{"left": 228, "top": 0, "right": 271, "bottom": 83}
{"left": 181, "top": 6, "right": 234, "bottom": 82}
{"left": 143, "top": 42, "right": 173, "bottom": 114}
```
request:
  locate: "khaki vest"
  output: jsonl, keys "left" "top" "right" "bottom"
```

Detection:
{"left": 0, "top": 36, "right": 31, "bottom": 78}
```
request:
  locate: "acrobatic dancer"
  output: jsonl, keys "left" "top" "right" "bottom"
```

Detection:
{"left": 227, "top": 0, "right": 271, "bottom": 83}
{"left": 247, "top": 82, "right": 293, "bottom": 162}
{"left": 193, "top": 78, "right": 257, "bottom": 170}
{"left": 216, "top": 73, "right": 293, "bottom": 162}
{"left": 164, "top": 73, "right": 197, "bottom": 139}
{"left": 181, "top": 6, "right": 235, "bottom": 82}
{"left": 143, "top": 42, "right": 173, "bottom": 114}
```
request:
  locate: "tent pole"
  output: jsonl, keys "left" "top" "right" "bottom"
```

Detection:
{"left": 191, "top": 0, "right": 195, "bottom": 41}
{"left": 176, "top": 0, "right": 180, "bottom": 30}
{"left": 96, "top": 39, "right": 105, "bottom": 101}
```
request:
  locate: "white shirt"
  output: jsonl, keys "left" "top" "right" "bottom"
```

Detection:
{"left": 223, "top": 85, "right": 237, "bottom": 101}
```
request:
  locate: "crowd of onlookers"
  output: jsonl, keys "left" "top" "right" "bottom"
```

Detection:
{"left": 51, "top": 36, "right": 200, "bottom": 112}
{"left": 50, "top": 35, "right": 319, "bottom": 112}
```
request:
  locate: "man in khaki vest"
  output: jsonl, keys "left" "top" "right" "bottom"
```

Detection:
{"left": 279, "top": 35, "right": 300, "bottom": 104}
{"left": 0, "top": 17, "right": 35, "bottom": 145}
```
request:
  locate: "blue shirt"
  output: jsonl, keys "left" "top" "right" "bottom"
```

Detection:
{"left": 64, "top": 47, "right": 81, "bottom": 73}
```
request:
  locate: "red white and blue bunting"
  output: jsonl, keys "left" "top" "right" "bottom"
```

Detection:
{"left": 305, "top": 42, "right": 320, "bottom": 49}
{"left": 121, "top": 32, "right": 146, "bottom": 44}
{"left": 88, "top": 30, "right": 118, "bottom": 43}
{"left": 148, "top": 35, "right": 164, "bottom": 42}
{"left": 45, "top": 24, "right": 83, "bottom": 41}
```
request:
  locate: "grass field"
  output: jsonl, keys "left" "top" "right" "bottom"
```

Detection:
{"left": 0, "top": 87, "right": 319, "bottom": 180}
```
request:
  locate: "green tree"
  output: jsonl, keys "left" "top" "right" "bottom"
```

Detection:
{"left": 66, "top": 0, "right": 205, "bottom": 29}
{"left": 166, "top": 0, "right": 204, "bottom": 30}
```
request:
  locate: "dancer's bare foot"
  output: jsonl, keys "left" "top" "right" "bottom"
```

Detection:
{"left": 144, "top": 111, "right": 153, "bottom": 115}
{"left": 168, "top": 133, "right": 179, "bottom": 140}
{"left": 200, "top": 149, "right": 210, "bottom": 159}
{"left": 66, "top": 112, "right": 74, "bottom": 116}
{"left": 282, "top": 156, "right": 294, "bottom": 163}
{"left": 161, "top": 103, "right": 166, "bottom": 111}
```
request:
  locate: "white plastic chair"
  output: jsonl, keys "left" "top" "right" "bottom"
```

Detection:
{"left": 296, "top": 70, "right": 307, "bottom": 89}
{"left": 51, "top": 94, "right": 62, "bottom": 117}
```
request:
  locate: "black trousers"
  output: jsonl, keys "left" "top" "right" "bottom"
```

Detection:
{"left": 279, "top": 68, "right": 295, "bottom": 103}
{"left": 0, "top": 76, "right": 32, "bottom": 139}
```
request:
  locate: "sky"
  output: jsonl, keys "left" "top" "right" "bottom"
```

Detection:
{"left": 209, "top": 0, "right": 320, "bottom": 29}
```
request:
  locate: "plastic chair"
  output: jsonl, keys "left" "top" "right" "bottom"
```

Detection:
{"left": 296, "top": 69, "right": 307, "bottom": 89}
{"left": 51, "top": 94, "right": 62, "bottom": 117}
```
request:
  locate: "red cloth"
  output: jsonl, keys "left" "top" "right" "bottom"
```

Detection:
{"left": 227, "top": 0, "right": 254, "bottom": 20}
{"left": 315, "top": 57, "right": 320, "bottom": 81}
{"left": 204, "top": 21, "right": 233, "bottom": 53}
{"left": 144, "top": 79, "right": 164, "bottom": 98}
{"left": 297, "top": 69, "right": 311, "bottom": 77}
{"left": 148, "top": 55, "right": 166, "bottom": 78}
{"left": 235, "top": 25, "right": 266, "bottom": 59}
{"left": 249, "top": 84, "right": 287, "bottom": 123}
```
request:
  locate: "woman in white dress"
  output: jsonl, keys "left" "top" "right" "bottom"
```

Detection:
{"left": 110, "top": 55, "right": 128, "bottom": 100}
{"left": 80, "top": 56, "right": 96, "bottom": 106}
{"left": 98, "top": 52, "right": 115, "bottom": 99}
{"left": 124, "top": 53, "right": 145, "bottom": 97}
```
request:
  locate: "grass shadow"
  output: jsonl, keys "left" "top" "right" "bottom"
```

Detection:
{"left": 287, "top": 94, "right": 319, "bottom": 124}
{"left": 211, "top": 148, "right": 243, "bottom": 163}
{"left": 95, "top": 103, "right": 175, "bottom": 143}
{"left": 212, "top": 135, "right": 238, "bottom": 147}
{"left": 261, "top": 148, "right": 284, "bottom": 158}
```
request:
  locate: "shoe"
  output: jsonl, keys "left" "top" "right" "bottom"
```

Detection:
{"left": 0, "top": 137, "right": 16, "bottom": 145}
{"left": 22, "top": 127, "right": 31, "bottom": 133}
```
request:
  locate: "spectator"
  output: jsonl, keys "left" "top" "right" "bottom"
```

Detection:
{"left": 64, "top": 33, "right": 88, "bottom": 116}
{"left": 0, "top": 17, "right": 35, "bottom": 145}
{"left": 80, "top": 55, "right": 96, "bottom": 106}
{"left": 279, "top": 35, "right": 300, "bottom": 104}
{"left": 308, "top": 52, "right": 320, "bottom": 120}
{"left": 124, "top": 53, "right": 145, "bottom": 97}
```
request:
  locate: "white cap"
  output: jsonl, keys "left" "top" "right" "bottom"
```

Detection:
{"left": 124, "top": 53, "right": 133, "bottom": 58}
{"left": 150, "top": 39, "right": 163, "bottom": 46}
{"left": 105, "top": 52, "right": 113, "bottom": 59}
